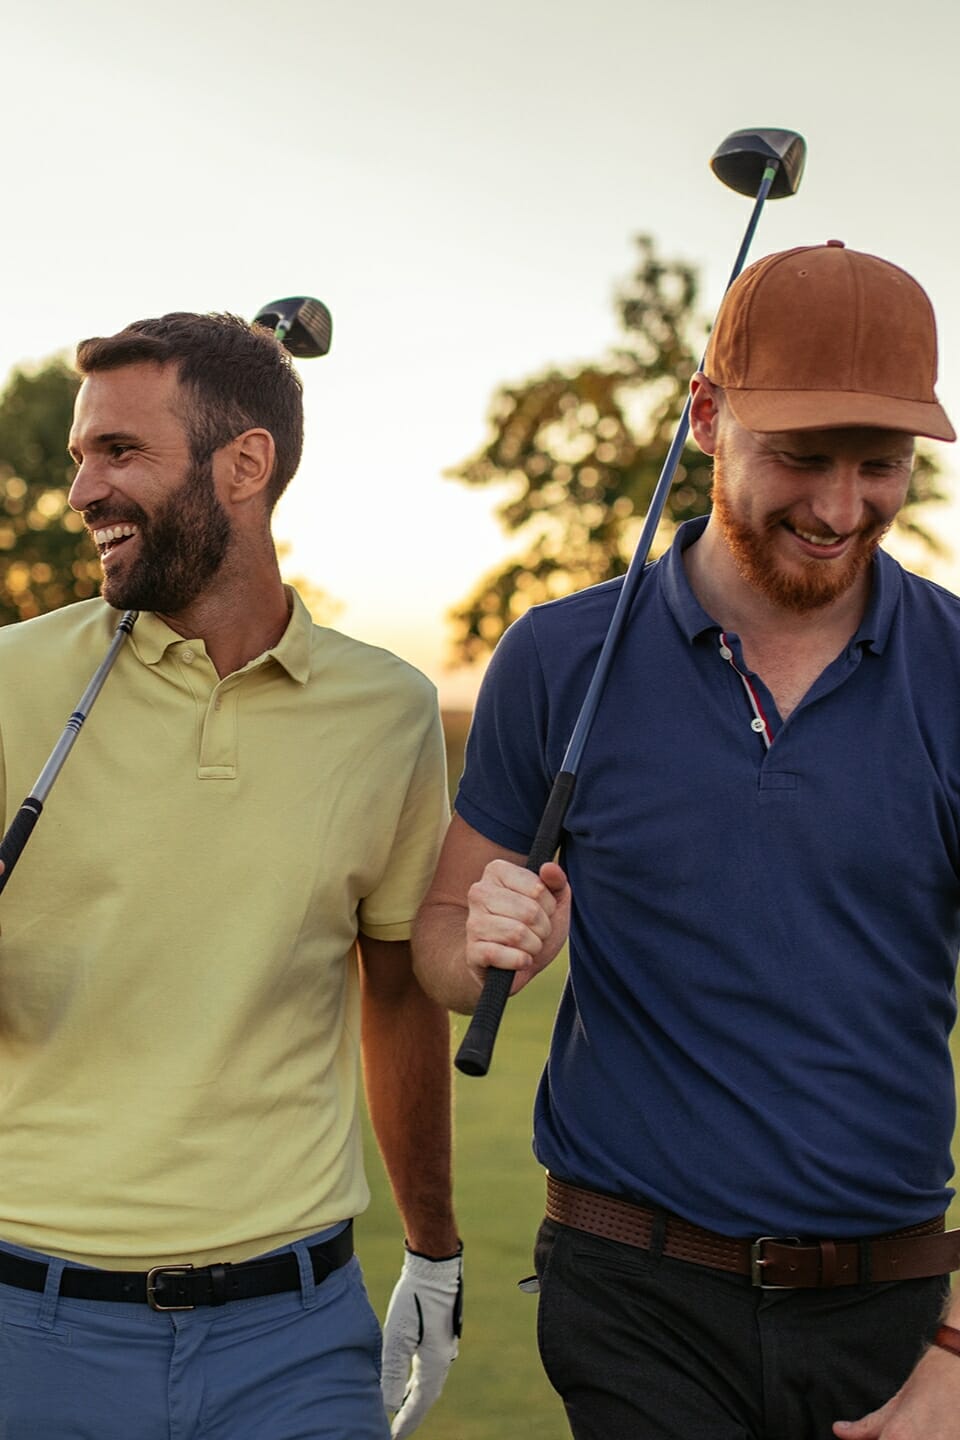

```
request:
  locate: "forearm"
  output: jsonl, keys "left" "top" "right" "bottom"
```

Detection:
{"left": 360, "top": 942, "right": 459, "bottom": 1256}
{"left": 412, "top": 897, "right": 483, "bottom": 1014}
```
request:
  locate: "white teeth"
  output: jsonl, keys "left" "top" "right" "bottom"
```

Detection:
{"left": 794, "top": 526, "right": 841, "bottom": 547}
{"left": 93, "top": 524, "right": 137, "bottom": 546}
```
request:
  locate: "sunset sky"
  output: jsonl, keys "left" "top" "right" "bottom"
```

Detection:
{"left": 5, "top": 0, "right": 960, "bottom": 704}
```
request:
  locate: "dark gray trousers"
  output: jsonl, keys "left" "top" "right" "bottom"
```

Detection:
{"left": 534, "top": 1218, "right": 949, "bottom": 1440}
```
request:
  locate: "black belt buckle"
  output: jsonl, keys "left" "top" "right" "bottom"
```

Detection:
{"left": 146, "top": 1264, "right": 195, "bottom": 1311}
{"left": 750, "top": 1236, "right": 801, "bottom": 1288}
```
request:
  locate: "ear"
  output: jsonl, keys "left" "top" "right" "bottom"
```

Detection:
{"left": 689, "top": 373, "right": 721, "bottom": 456}
{"left": 220, "top": 429, "right": 276, "bottom": 504}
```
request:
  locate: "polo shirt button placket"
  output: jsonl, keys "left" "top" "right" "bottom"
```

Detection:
{"left": 717, "top": 632, "right": 773, "bottom": 751}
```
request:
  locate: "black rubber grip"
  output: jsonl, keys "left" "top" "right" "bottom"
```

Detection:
{"left": 0, "top": 799, "right": 43, "bottom": 896}
{"left": 454, "top": 966, "right": 514, "bottom": 1078}
{"left": 525, "top": 771, "right": 576, "bottom": 874}
{"left": 454, "top": 771, "right": 576, "bottom": 1077}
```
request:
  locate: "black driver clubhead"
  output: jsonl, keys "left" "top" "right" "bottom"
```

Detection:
{"left": 253, "top": 297, "right": 333, "bottom": 358}
{"left": 710, "top": 128, "right": 806, "bottom": 200}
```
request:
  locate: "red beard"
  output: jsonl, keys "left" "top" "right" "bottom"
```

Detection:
{"left": 710, "top": 457, "right": 890, "bottom": 613}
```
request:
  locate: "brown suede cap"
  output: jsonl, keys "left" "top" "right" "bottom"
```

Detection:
{"left": 704, "top": 241, "right": 956, "bottom": 441}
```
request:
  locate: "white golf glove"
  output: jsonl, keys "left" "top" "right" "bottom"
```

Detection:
{"left": 381, "top": 1242, "right": 463, "bottom": 1438}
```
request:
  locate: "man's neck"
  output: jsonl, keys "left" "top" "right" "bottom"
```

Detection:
{"left": 157, "top": 577, "right": 292, "bottom": 678}
{"left": 682, "top": 520, "right": 875, "bottom": 721}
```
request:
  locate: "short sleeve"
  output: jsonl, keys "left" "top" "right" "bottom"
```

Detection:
{"left": 357, "top": 699, "right": 450, "bottom": 941}
{"left": 455, "top": 614, "right": 553, "bottom": 854}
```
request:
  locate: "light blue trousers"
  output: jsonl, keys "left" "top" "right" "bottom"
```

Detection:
{"left": 0, "top": 1229, "right": 391, "bottom": 1439}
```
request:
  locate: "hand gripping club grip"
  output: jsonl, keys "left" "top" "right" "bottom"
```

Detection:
{"left": 454, "top": 770, "right": 575, "bottom": 1076}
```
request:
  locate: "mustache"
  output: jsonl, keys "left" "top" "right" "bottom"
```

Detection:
{"left": 82, "top": 499, "right": 149, "bottom": 529}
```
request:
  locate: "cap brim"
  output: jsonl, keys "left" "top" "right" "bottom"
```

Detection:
{"left": 723, "top": 388, "right": 956, "bottom": 443}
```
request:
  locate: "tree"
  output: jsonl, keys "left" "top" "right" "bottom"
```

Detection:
{"left": 447, "top": 235, "right": 949, "bottom": 663}
{"left": 0, "top": 358, "right": 99, "bottom": 624}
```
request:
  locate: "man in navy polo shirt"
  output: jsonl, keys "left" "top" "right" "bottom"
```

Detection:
{"left": 414, "top": 242, "right": 960, "bottom": 1439}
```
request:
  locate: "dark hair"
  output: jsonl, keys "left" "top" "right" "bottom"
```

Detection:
{"left": 75, "top": 313, "right": 304, "bottom": 508}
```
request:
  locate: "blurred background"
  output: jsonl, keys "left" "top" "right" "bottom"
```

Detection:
{"left": 4, "top": 1, "right": 960, "bottom": 1433}
{"left": 6, "top": 0, "right": 960, "bottom": 707}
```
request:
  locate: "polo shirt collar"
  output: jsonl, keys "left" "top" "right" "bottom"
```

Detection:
{"left": 659, "top": 516, "right": 717, "bottom": 643}
{"left": 659, "top": 515, "right": 902, "bottom": 653}
{"left": 128, "top": 586, "right": 314, "bottom": 683}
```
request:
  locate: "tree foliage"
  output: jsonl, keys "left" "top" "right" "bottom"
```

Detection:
{"left": 447, "top": 235, "right": 949, "bottom": 663}
{"left": 0, "top": 359, "right": 100, "bottom": 624}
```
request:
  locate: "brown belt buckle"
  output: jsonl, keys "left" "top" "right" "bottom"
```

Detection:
{"left": 750, "top": 1236, "right": 801, "bottom": 1288}
{"left": 146, "top": 1264, "right": 195, "bottom": 1311}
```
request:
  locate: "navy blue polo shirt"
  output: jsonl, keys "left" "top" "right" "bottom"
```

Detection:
{"left": 457, "top": 518, "right": 960, "bottom": 1237}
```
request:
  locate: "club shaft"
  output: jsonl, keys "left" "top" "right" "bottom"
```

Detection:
{"left": 455, "top": 163, "right": 780, "bottom": 1078}
{"left": 0, "top": 610, "right": 137, "bottom": 895}
{"left": 562, "top": 163, "right": 777, "bottom": 777}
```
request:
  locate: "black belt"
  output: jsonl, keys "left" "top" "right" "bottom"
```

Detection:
{"left": 0, "top": 1221, "right": 353, "bottom": 1311}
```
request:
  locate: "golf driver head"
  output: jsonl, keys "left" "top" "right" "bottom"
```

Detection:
{"left": 253, "top": 297, "right": 332, "bottom": 358}
{"left": 709, "top": 128, "right": 806, "bottom": 199}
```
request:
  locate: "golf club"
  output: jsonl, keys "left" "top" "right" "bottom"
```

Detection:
{"left": 253, "top": 297, "right": 333, "bottom": 358}
{"left": 455, "top": 126, "right": 807, "bottom": 1077}
{"left": 0, "top": 609, "right": 138, "bottom": 895}
{"left": 0, "top": 296, "right": 333, "bottom": 897}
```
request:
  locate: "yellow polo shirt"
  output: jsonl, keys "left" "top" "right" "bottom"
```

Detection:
{"left": 0, "top": 592, "right": 449, "bottom": 1267}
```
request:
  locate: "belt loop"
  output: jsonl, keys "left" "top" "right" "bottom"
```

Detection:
{"left": 648, "top": 1209, "right": 667, "bottom": 1263}
{"left": 37, "top": 1256, "right": 66, "bottom": 1331}
{"left": 858, "top": 1238, "right": 872, "bottom": 1285}
{"left": 208, "top": 1262, "right": 230, "bottom": 1306}
{"left": 818, "top": 1240, "right": 838, "bottom": 1288}
{"left": 292, "top": 1239, "right": 317, "bottom": 1311}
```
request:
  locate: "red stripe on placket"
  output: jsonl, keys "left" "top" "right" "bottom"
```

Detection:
{"left": 718, "top": 633, "right": 773, "bottom": 750}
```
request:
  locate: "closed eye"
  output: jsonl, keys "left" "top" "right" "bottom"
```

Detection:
{"left": 780, "top": 452, "right": 828, "bottom": 469}
{"left": 863, "top": 459, "right": 910, "bottom": 475}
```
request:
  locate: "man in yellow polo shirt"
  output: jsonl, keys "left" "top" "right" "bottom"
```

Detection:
{"left": 0, "top": 313, "right": 459, "bottom": 1438}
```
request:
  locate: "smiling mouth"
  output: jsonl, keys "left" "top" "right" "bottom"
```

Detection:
{"left": 93, "top": 524, "right": 139, "bottom": 558}
{"left": 784, "top": 522, "right": 847, "bottom": 550}
{"left": 793, "top": 525, "right": 841, "bottom": 546}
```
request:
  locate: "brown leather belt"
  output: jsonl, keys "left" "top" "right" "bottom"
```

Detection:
{"left": 546, "top": 1174, "right": 960, "bottom": 1289}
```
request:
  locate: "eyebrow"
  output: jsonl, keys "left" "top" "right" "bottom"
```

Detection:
{"left": 67, "top": 429, "right": 142, "bottom": 460}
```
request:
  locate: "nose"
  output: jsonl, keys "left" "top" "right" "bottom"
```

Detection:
{"left": 809, "top": 465, "right": 865, "bottom": 537}
{"left": 67, "top": 460, "right": 111, "bottom": 515}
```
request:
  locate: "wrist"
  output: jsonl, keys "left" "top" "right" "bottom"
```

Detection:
{"left": 405, "top": 1237, "right": 463, "bottom": 1263}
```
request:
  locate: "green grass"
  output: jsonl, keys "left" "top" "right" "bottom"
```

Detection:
{"left": 353, "top": 713, "right": 959, "bottom": 1438}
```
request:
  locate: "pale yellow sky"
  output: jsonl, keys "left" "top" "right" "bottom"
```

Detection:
{"left": 5, "top": 0, "right": 960, "bottom": 705}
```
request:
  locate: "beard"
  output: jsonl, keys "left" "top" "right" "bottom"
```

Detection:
{"left": 88, "top": 453, "right": 231, "bottom": 614}
{"left": 710, "top": 455, "right": 889, "bottom": 614}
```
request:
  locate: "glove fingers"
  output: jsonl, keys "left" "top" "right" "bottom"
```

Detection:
{"left": 389, "top": 1364, "right": 430, "bottom": 1440}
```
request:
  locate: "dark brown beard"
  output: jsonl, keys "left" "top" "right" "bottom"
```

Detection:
{"left": 710, "top": 458, "right": 888, "bottom": 613}
{"left": 86, "top": 453, "right": 230, "bottom": 613}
